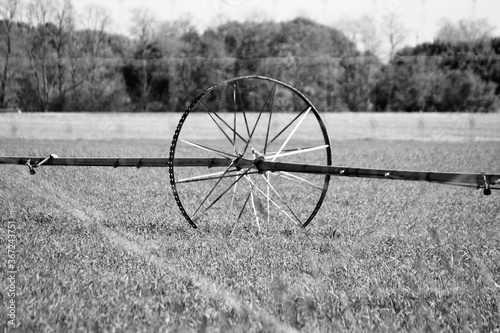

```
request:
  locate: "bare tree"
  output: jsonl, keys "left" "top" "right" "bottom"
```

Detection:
{"left": 130, "top": 6, "right": 158, "bottom": 111}
{"left": 382, "top": 12, "right": 407, "bottom": 60}
{"left": 23, "top": 0, "right": 73, "bottom": 111}
{"left": 52, "top": 0, "right": 74, "bottom": 110}
{"left": 24, "top": 0, "right": 56, "bottom": 111}
{"left": 130, "top": 6, "right": 158, "bottom": 50}
{"left": 336, "top": 16, "right": 381, "bottom": 110}
{"left": 435, "top": 18, "right": 494, "bottom": 43}
{"left": 157, "top": 14, "right": 194, "bottom": 57}
{"left": 358, "top": 16, "right": 382, "bottom": 56}
{"left": 74, "top": 4, "right": 112, "bottom": 110}
{"left": 337, "top": 15, "right": 381, "bottom": 56}
{"left": 0, "top": 0, "right": 21, "bottom": 108}
{"left": 379, "top": 12, "right": 407, "bottom": 111}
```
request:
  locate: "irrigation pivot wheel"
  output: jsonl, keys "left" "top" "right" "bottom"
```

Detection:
{"left": 169, "top": 76, "right": 332, "bottom": 230}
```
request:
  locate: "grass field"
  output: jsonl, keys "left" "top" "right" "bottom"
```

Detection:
{"left": 1, "top": 112, "right": 500, "bottom": 332}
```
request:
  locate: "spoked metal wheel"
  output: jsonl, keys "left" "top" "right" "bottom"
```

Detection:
{"left": 169, "top": 76, "right": 332, "bottom": 230}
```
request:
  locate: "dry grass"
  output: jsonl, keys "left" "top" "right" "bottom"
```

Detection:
{"left": 1, "top": 113, "right": 499, "bottom": 332}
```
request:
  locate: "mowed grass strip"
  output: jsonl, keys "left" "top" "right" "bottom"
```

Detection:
{"left": 1, "top": 112, "right": 500, "bottom": 142}
{"left": 1, "top": 113, "right": 499, "bottom": 332}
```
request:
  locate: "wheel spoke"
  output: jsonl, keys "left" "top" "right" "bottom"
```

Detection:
{"left": 237, "top": 184, "right": 253, "bottom": 222}
{"left": 249, "top": 182, "right": 261, "bottom": 232}
{"left": 200, "top": 99, "right": 248, "bottom": 145}
{"left": 265, "top": 106, "right": 310, "bottom": 152}
{"left": 233, "top": 83, "right": 237, "bottom": 145}
{"left": 190, "top": 164, "right": 236, "bottom": 221}
{"left": 267, "top": 145, "right": 325, "bottom": 154}
{"left": 265, "top": 144, "right": 329, "bottom": 160}
{"left": 243, "top": 83, "right": 277, "bottom": 156}
{"left": 266, "top": 173, "right": 270, "bottom": 225}
{"left": 260, "top": 174, "right": 302, "bottom": 225}
{"left": 177, "top": 169, "right": 259, "bottom": 184}
{"left": 230, "top": 180, "right": 255, "bottom": 236}
{"left": 214, "top": 111, "right": 249, "bottom": 146}
{"left": 264, "top": 84, "right": 277, "bottom": 155}
{"left": 271, "top": 107, "right": 311, "bottom": 162}
{"left": 235, "top": 81, "right": 252, "bottom": 140}
{"left": 178, "top": 170, "right": 229, "bottom": 184}
{"left": 244, "top": 175, "right": 299, "bottom": 226}
{"left": 230, "top": 177, "right": 238, "bottom": 210}
{"left": 181, "top": 140, "right": 234, "bottom": 159}
{"left": 195, "top": 168, "right": 252, "bottom": 221}
{"left": 207, "top": 110, "right": 234, "bottom": 146}
{"left": 270, "top": 172, "right": 324, "bottom": 190}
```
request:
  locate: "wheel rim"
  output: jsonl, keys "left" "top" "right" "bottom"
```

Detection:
{"left": 169, "top": 76, "right": 332, "bottom": 230}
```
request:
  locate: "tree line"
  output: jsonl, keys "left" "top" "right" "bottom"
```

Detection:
{"left": 0, "top": 0, "right": 498, "bottom": 112}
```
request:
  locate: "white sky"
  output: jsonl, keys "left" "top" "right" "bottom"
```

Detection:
{"left": 73, "top": 0, "right": 500, "bottom": 47}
